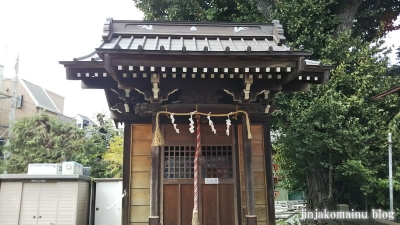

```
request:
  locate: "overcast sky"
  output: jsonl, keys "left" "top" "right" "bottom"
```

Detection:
{"left": 0, "top": 1, "right": 399, "bottom": 120}
{"left": 0, "top": 0, "right": 144, "bottom": 119}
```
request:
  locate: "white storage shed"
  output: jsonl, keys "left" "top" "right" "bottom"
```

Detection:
{"left": 91, "top": 178, "right": 123, "bottom": 225}
{"left": 0, "top": 174, "right": 90, "bottom": 225}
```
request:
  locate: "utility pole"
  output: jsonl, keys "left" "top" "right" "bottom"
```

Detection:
{"left": 3, "top": 52, "right": 18, "bottom": 174}
{"left": 388, "top": 133, "right": 393, "bottom": 213}
{"left": 1, "top": 45, "right": 6, "bottom": 94}
{"left": 1, "top": 46, "right": 8, "bottom": 174}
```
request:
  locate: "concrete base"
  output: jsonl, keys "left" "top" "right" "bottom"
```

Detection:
{"left": 246, "top": 215, "right": 257, "bottom": 225}
{"left": 149, "top": 216, "right": 160, "bottom": 225}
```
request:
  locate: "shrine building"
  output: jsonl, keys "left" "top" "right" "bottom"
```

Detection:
{"left": 60, "top": 18, "right": 334, "bottom": 225}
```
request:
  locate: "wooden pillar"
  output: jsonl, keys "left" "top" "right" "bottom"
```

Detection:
{"left": 242, "top": 114, "right": 257, "bottom": 225}
{"left": 122, "top": 122, "right": 132, "bottom": 225}
{"left": 234, "top": 123, "right": 243, "bottom": 224}
{"left": 263, "top": 121, "right": 276, "bottom": 225}
{"left": 149, "top": 115, "right": 161, "bottom": 225}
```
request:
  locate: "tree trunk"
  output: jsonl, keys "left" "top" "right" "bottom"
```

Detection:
{"left": 306, "top": 162, "right": 335, "bottom": 224}
{"left": 334, "top": 0, "right": 363, "bottom": 37}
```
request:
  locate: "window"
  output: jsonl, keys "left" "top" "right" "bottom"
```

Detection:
{"left": 201, "top": 146, "right": 233, "bottom": 178}
{"left": 164, "top": 146, "right": 195, "bottom": 178}
{"left": 16, "top": 95, "right": 23, "bottom": 108}
{"left": 163, "top": 145, "right": 233, "bottom": 179}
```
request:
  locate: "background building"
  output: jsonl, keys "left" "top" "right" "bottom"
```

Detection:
{"left": 0, "top": 76, "right": 73, "bottom": 159}
{"left": 74, "top": 114, "right": 94, "bottom": 129}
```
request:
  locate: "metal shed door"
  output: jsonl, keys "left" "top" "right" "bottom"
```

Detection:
{"left": 19, "top": 183, "right": 57, "bottom": 225}
{"left": 0, "top": 182, "right": 23, "bottom": 225}
{"left": 94, "top": 181, "right": 123, "bottom": 225}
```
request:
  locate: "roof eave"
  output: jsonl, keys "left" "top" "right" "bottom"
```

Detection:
{"left": 372, "top": 86, "right": 400, "bottom": 99}
{"left": 94, "top": 49, "right": 313, "bottom": 58}
{"left": 37, "top": 105, "right": 60, "bottom": 114}
{"left": 59, "top": 61, "right": 104, "bottom": 66}
{"left": 107, "top": 19, "right": 278, "bottom": 26}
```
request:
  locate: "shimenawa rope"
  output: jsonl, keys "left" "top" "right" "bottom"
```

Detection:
{"left": 151, "top": 110, "right": 252, "bottom": 146}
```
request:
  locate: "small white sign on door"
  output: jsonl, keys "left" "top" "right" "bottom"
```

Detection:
{"left": 205, "top": 178, "right": 219, "bottom": 184}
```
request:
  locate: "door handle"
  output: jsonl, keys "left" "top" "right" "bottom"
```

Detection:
{"left": 33, "top": 216, "right": 36, "bottom": 218}
{"left": 38, "top": 216, "right": 42, "bottom": 218}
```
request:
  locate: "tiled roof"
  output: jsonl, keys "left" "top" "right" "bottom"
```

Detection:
{"left": 22, "top": 79, "right": 59, "bottom": 112}
{"left": 99, "top": 36, "right": 290, "bottom": 52}
{"left": 74, "top": 50, "right": 102, "bottom": 62}
{"left": 73, "top": 19, "right": 297, "bottom": 61}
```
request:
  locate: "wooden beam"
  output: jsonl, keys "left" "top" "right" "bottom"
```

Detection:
{"left": 66, "top": 68, "right": 108, "bottom": 80}
{"left": 81, "top": 79, "right": 118, "bottom": 89}
{"left": 263, "top": 121, "right": 276, "bottom": 225}
{"left": 104, "top": 54, "right": 122, "bottom": 83}
{"left": 150, "top": 115, "right": 161, "bottom": 222}
{"left": 109, "top": 111, "right": 152, "bottom": 123}
{"left": 280, "top": 57, "right": 305, "bottom": 84}
{"left": 250, "top": 115, "right": 271, "bottom": 122}
{"left": 111, "top": 55, "right": 299, "bottom": 68}
{"left": 116, "top": 77, "right": 282, "bottom": 91}
{"left": 65, "top": 67, "right": 74, "bottom": 80}
{"left": 122, "top": 122, "right": 132, "bottom": 225}
{"left": 120, "top": 71, "right": 289, "bottom": 80}
{"left": 59, "top": 60, "right": 105, "bottom": 68}
{"left": 242, "top": 114, "right": 255, "bottom": 216}
{"left": 109, "top": 108, "right": 273, "bottom": 124}
{"left": 321, "top": 71, "right": 330, "bottom": 84}
{"left": 281, "top": 82, "right": 309, "bottom": 92}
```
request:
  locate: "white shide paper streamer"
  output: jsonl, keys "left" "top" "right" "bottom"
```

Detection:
{"left": 226, "top": 114, "right": 232, "bottom": 136}
{"left": 189, "top": 111, "right": 196, "bottom": 133}
{"left": 170, "top": 113, "right": 179, "bottom": 133}
{"left": 207, "top": 112, "right": 217, "bottom": 134}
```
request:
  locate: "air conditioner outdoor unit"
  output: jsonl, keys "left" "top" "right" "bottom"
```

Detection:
{"left": 28, "top": 164, "right": 62, "bottom": 175}
{"left": 62, "top": 161, "right": 84, "bottom": 175}
{"left": 83, "top": 167, "right": 91, "bottom": 176}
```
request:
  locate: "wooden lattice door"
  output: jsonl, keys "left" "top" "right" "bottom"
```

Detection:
{"left": 162, "top": 124, "right": 237, "bottom": 225}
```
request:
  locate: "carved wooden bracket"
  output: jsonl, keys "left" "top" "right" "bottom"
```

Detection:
{"left": 135, "top": 88, "right": 178, "bottom": 103}
{"left": 243, "top": 75, "right": 253, "bottom": 100}
{"left": 240, "top": 103, "right": 266, "bottom": 114}
{"left": 133, "top": 103, "right": 163, "bottom": 116}
{"left": 111, "top": 103, "right": 128, "bottom": 113}
{"left": 224, "top": 89, "right": 259, "bottom": 103}
{"left": 124, "top": 89, "right": 131, "bottom": 97}
{"left": 151, "top": 74, "right": 160, "bottom": 100}
{"left": 179, "top": 90, "right": 222, "bottom": 103}
{"left": 111, "top": 89, "right": 125, "bottom": 100}
{"left": 263, "top": 90, "right": 270, "bottom": 99}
